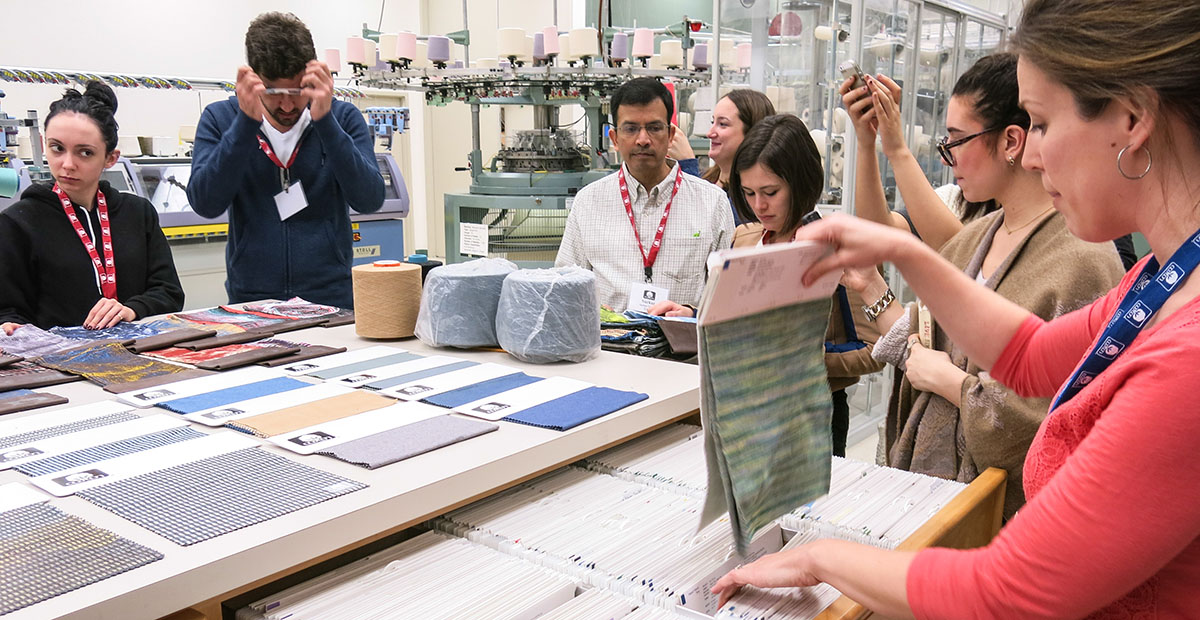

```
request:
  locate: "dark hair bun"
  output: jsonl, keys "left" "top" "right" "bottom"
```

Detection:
{"left": 83, "top": 81, "right": 118, "bottom": 114}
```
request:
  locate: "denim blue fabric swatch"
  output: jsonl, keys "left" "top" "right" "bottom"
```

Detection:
{"left": 502, "top": 386, "right": 648, "bottom": 431}
{"left": 154, "top": 377, "right": 310, "bottom": 414}
{"left": 421, "top": 373, "right": 544, "bottom": 409}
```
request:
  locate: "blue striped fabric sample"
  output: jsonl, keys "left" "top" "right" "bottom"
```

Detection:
{"left": 502, "top": 386, "right": 648, "bottom": 431}
{"left": 77, "top": 447, "right": 366, "bottom": 546}
{"left": 421, "top": 373, "right": 543, "bottom": 409}
{"left": 15, "top": 426, "right": 208, "bottom": 477}
{"left": 307, "top": 352, "right": 424, "bottom": 380}
{"left": 0, "top": 411, "right": 141, "bottom": 451}
{"left": 0, "top": 389, "right": 36, "bottom": 401}
{"left": 362, "top": 360, "right": 478, "bottom": 391}
{"left": 155, "top": 377, "right": 310, "bottom": 414}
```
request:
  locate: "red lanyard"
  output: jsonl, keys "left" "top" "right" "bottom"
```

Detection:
{"left": 618, "top": 166, "right": 684, "bottom": 282}
{"left": 52, "top": 183, "right": 116, "bottom": 299}
{"left": 256, "top": 133, "right": 304, "bottom": 192}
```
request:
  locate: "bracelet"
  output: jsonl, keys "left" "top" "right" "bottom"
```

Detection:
{"left": 862, "top": 288, "right": 896, "bottom": 322}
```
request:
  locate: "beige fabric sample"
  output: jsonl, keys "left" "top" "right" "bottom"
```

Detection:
{"left": 228, "top": 390, "right": 395, "bottom": 437}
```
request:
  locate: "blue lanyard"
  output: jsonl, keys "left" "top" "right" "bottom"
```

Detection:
{"left": 1051, "top": 228, "right": 1200, "bottom": 411}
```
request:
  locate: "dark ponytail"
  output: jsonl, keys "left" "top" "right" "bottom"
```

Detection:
{"left": 45, "top": 80, "right": 120, "bottom": 153}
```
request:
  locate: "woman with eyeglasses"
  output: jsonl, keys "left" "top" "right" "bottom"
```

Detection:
{"left": 838, "top": 53, "right": 1124, "bottom": 517}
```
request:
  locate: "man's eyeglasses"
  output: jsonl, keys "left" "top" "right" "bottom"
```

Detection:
{"left": 936, "top": 127, "right": 1001, "bottom": 167}
{"left": 617, "top": 122, "right": 669, "bottom": 138}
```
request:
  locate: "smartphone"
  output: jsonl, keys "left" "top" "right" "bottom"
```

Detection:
{"left": 838, "top": 59, "right": 866, "bottom": 90}
{"left": 801, "top": 209, "right": 822, "bottom": 227}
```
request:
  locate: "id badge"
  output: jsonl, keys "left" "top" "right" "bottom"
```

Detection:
{"left": 274, "top": 180, "right": 309, "bottom": 221}
{"left": 627, "top": 282, "right": 670, "bottom": 313}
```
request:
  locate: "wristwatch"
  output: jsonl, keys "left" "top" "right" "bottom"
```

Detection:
{"left": 862, "top": 288, "right": 896, "bottom": 322}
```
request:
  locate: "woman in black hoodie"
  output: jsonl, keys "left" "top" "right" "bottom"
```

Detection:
{"left": 0, "top": 81, "right": 183, "bottom": 334}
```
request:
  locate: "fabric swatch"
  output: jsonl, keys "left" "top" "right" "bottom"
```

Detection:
{"left": 317, "top": 415, "right": 498, "bottom": 469}
{"left": 174, "top": 331, "right": 268, "bottom": 351}
{"left": 241, "top": 297, "right": 343, "bottom": 319}
{"left": 0, "top": 391, "right": 69, "bottom": 416}
{"left": 0, "top": 411, "right": 141, "bottom": 451}
{"left": 307, "top": 351, "right": 425, "bottom": 380}
{"left": 154, "top": 377, "right": 311, "bottom": 415}
{"left": 146, "top": 343, "right": 272, "bottom": 365}
{"left": 170, "top": 307, "right": 288, "bottom": 330}
{"left": 362, "top": 360, "right": 479, "bottom": 391}
{"left": 102, "top": 368, "right": 214, "bottom": 395}
{"left": 0, "top": 362, "right": 81, "bottom": 392}
{"left": 125, "top": 328, "right": 217, "bottom": 353}
{"left": 226, "top": 390, "right": 395, "bottom": 437}
{"left": 76, "top": 447, "right": 366, "bottom": 546}
{"left": 0, "top": 355, "right": 24, "bottom": 369}
{"left": 33, "top": 342, "right": 195, "bottom": 388}
{"left": 0, "top": 325, "right": 76, "bottom": 358}
{"left": 318, "top": 311, "right": 356, "bottom": 327}
{"left": 421, "top": 372, "right": 544, "bottom": 409}
{"left": 502, "top": 386, "right": 649, "bottom": 431}
{"left": 0, "top": 502, "right": 162, "bottom": 615}
{"left": 15, "top": 426, "right": 208, "bottom": 477}
{"left": 698, "top": 300, "right": 833, "bottom": 554}
{"left": 194, "top": 346, "right": 302, "bottom": 371}
{"left": 258, "top": 345, "right": 348, "bottom": 368}
{"left": 51, "top": 322, "right": 168, "bottom": 343}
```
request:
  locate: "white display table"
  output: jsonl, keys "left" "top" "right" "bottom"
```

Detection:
{"left": 2, "top": 326, "right": 702, "bottom": 620}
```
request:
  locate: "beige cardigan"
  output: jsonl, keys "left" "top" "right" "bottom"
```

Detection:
{"left": 883, "top": 211, "right": 1125, "bottom": 518}
{"left": 733, "top": 223, "right": 885, "bottom": 391}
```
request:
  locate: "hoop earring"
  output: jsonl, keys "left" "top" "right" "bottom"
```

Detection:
{"left": 1117, "top": 144, "right": 1152, "bottom": 180}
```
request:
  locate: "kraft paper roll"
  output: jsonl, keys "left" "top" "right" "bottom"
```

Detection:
{"left": 352, "top": 261, "right": 423, "bottom": 339}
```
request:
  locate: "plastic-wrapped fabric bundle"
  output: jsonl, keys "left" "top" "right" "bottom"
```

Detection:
{"left": 496, "top": 267, "right": 600, "bottom": 363}
{"left": 415, "top": 258, "right": 517, "bottom": 348}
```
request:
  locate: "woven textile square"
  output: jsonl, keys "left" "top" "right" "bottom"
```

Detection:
{"left": 0, "top": 411, "right": 141, "bottom": 451}
{"left": 77, "top": 447, "right": 367, "bottom": 546}
{"left": 0, "top": 503, "right": 162, "bottom": 615}
{"left": 34, "top": 342, "right": 195, "bottom": 387}
{"left": 15, "top": 427, "right": 208, "bottom": 478}
{"left": 699, "top": 300, "right": 833, "bottom": 554}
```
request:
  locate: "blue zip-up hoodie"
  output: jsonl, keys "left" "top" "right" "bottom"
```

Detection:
{"left": 187, "top": 97, "right": 384, "bottom": 308}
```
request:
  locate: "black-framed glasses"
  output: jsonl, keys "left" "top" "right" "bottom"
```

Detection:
{"left": 936, "top": 127, "right": 1001, "bottom": 166}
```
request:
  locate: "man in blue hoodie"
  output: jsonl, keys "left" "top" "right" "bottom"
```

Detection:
{"left": 188, "top": 12, "right": 384, "bottom": 308}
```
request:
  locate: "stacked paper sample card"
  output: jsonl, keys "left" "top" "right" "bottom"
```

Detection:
{"left": 696, "top": 241, "right": 843, "bottom": 554}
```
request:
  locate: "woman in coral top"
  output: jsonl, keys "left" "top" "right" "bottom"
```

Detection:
{"left": 711, "top": 0, "right": 1200, "bottom": 618}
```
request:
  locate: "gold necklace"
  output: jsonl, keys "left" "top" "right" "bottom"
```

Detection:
{"left": 1002, "top": 206, "right": 1054, "bottom": 234}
